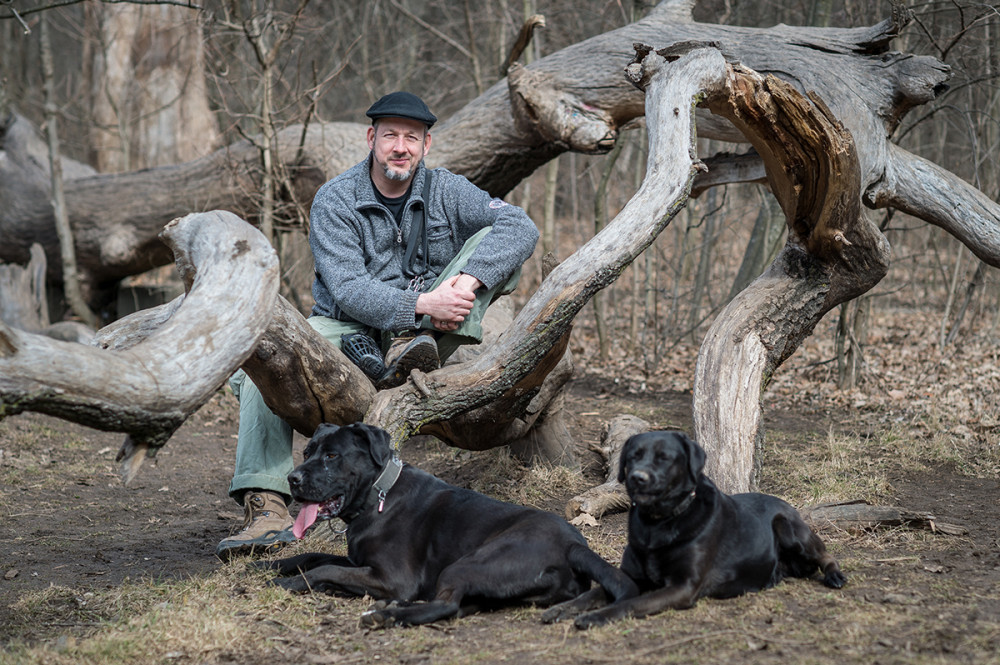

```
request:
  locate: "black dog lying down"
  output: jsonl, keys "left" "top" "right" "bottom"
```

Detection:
{"left": 259, "top": 423, "right": 638, "bottom": 627}
{"left": 544, "top": 430, "right": 846, "bottom": 629}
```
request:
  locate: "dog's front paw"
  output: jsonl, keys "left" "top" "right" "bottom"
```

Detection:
{"left": 540, "top": 600, "right": 581, "bottom": 624}
{"left": 272, "top": 576, "right": 310, "bottom": 593}
{"left": 360, "top": 607, "right": 396, "bottom": 630}
{"left": 573, "top": 610, "right": 612, "bottom": 630}
{"left": 823, "top": 569, "right": 847, "bottom": 589}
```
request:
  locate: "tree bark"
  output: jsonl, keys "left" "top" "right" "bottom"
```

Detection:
{"left": 86, "top": 3, "right": 219, "bottom": 172}
{"left": 565, "top": 414, "right": 650, "bottom": 520}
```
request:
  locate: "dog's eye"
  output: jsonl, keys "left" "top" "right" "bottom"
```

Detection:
{"left": 325, "top": 453, "right": 338, "bottom": 461}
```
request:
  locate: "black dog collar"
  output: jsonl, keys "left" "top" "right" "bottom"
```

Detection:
{"left": 671, "top": 489, "right": 697, "bottom": 518}
{"left": 371, "top": 456, "right": 403, "bottom": 513}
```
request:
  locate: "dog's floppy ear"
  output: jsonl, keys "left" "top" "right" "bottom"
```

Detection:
{"left": 353, "top": 423, "right": 392, "bottom": 468}
{"left": 617, "top": 434, "right": 640, "bottom": 483}
{"left": 304, "top": 423, "right": 339, "bottom": 460}
{"left": 679, "top": 432, "right": 706, "bottom": 483}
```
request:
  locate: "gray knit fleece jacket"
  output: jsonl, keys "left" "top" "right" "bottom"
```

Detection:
{"left": 309, "top": 155, "right": 539, "bottom": 332}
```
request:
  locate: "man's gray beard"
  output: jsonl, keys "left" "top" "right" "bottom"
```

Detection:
{"left": 382, "top": 161, "right": 417, "bottom": 182}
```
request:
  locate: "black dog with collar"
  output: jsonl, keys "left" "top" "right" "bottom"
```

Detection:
{"left": 258, "top": 422, "right": 638, "bottom": 627}
{"left": 544, "top": 430, "right": 846, "bottom": 629}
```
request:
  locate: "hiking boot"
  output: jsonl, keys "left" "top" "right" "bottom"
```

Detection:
{"left": 216, "top": 490, "right": 296, "bottom": 561}
{"left": 375, "top": 332, "right": 440, "bottom": 389}
{"left": 341, "top": 332, "right": 387, "bottom": 383}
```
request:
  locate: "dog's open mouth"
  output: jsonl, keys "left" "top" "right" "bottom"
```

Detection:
{"left": 291, "top": 495, "right": 344, "bottom": 539}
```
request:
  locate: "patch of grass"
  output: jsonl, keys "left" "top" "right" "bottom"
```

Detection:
{"left": 0, "top": 565, "right": 331, "bottom": 665}
{"left": 762, "top": 427, "right": 896, "bottom": 507}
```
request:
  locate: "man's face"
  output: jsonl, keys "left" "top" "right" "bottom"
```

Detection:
{"left": 367, "top": 117, "right": 432, "bottom": 184}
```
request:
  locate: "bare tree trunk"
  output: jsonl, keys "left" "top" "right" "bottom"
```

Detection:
{"left": 836, "top": 297, "right": 870, "bottom": 390}
{"left": 687, "top": 188, "right": 717, "bottom": 337}
{"left": 728, "top": 191, "right": 785, "bottom": 301}
{"left": 542, "top": 157, "right": 559, "bottom": 255}
{"left": 943, "top": 261, "right": 987, "bottom": 347}
{"left": 87, "top": 3, "right": 218, "bottom": 172}
{"left": 0, "top": 244, "right": 49, "bottom": 331}
{"left": 592, "top": 134, "right": 626, "bottom": 362}
{"left": 694, "top": 60, "right": 891, "bottom": 492}
{"left": 40, "top": 17, "right": 98, "bottom": 329}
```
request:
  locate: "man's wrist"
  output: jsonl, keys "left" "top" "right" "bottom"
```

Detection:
{"left": 457, "top": 272, "right": 483, "bottom": 291}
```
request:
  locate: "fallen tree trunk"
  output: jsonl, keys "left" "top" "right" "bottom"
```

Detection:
{"left": 0, "top": 111, "right": 361, "bottom": 310}
{"left": 801, "top": 501, "right": 967, "bottom": 536}
{"left": 565, "top": 414, "right": 650, "bottom": 521}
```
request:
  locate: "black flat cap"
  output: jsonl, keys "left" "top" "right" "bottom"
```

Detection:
{"left": 365, "top": 91, "right": 437, "bottom": 128}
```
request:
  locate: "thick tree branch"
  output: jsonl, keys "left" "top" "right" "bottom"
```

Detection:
{"left": 1, "top": 211, "right": 279, "bottom": 482}
{"left": 867, "top": 142, "right": 1000, "bottom": 268}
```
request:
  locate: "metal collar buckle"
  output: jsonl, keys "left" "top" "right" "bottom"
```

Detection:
{"left": 407, "top": 275, "right": 425, "bottom": 292}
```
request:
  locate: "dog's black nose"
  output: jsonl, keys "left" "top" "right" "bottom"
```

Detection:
{"left": 288, "top": 470, "right": 303, "bottom": 489}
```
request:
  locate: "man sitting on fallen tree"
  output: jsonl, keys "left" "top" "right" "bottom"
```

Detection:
{"left": 218, "top": 91, "right": 539, "bottom": 560}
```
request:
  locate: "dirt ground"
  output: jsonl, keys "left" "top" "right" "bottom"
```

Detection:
{"left": 1, "top": 365, "right": 999, "bottom": 664}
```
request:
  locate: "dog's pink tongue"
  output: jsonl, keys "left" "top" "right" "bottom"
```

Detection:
{"left": 292, "top": 503, "right": 320, "bottom": 539}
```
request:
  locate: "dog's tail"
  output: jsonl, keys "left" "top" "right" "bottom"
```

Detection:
{"left": 568, "top": 544, "right": 638, "bottom": 602}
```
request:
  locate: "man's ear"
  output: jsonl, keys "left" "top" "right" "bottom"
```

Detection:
{"left": 366, "top": 125, "right": 376, "bottom": 150}
{"left": 305, "top": 423, "right": 339, "bottom": 461}
{"left": 680, "top": 432, "right": 706, "bottom": 483}
{"left": 423, "top": 131, "right": 432, "bottom": 157}
{"left": 354, "top": 423, "right": 391, "bottom": 468}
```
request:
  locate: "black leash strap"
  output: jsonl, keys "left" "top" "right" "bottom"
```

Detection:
{"left": 402, "top": 171, "right": 432, "bottom": 282}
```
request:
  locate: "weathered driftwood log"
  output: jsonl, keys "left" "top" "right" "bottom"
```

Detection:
{"left": 365, "top": 45, "right": 728, "bottom": 447}
{"left": 98, "top": 290, "right": 377, "bottom": 441}
{"left": 1, "top": 211, "right": 279, "bottom": 482}
{"left": 565, "top": 415, "right": 650, "bottom": 521}
{"left": 690, "top": 56, "right": 891, "bottom": 492}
